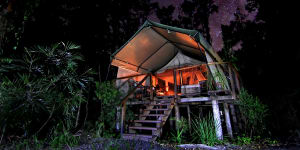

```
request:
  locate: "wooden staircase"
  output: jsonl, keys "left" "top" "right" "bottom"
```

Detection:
{"left": 122, "top": 96, "right": 175, "bottom": 141}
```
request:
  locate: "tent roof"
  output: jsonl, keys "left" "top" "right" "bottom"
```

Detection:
{"left": 111, "top": 20, "right": 222, "bottom": 74}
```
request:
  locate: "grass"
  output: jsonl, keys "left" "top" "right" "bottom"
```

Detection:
{"left": 191, "top": 114, "right": 221, "bottom": 146}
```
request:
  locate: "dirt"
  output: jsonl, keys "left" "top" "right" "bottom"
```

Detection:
{"left": 71, "top": 138, "right": 300, "bottom": 150}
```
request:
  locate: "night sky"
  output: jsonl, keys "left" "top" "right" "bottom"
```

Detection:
{"left": 150, "top": 0, "right": 258, "bottom": 51}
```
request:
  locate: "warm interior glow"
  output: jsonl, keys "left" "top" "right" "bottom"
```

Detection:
{"left": 117, "top": 64, "right": 208, "bottom": 96}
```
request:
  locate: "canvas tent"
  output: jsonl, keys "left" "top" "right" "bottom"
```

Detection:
{"left": 111, "top": 20, "right": 223, "bottom": 75}
{"left": 112, "top": 20, "right": 239, "bottom": 141}
{"left": 111, "top": 20, "right": 229, "bottom": 92}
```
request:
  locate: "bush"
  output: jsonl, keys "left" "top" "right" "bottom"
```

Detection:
{"left": 0, "top": 42, "right": 93, "bottom": 143}
{"left": 170, "top": 117, "right": 188, "bottom": 144}
{"left": 191, "top": 114, "right": 221, "bottom": 146}
{"left": 50, "top": 123, "right": 80, "bottom": 149}
{"left": 236, "top": 88, "right": 268, "bottom": 136}
{"left": 95, "top": 81, "right": 120, "bottom": 137}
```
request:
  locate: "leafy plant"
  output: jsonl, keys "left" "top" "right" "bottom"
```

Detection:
{"left": 170, "top": 117, "right": 188, "bottom": 144}
{"left": 235, "top": 135, "right": 252, "bottom": 145}
{"left": 191, "top": 114, "right": 221, "bottom": 146}
{"left": 0, "top": 42, "right": 93, "bottom": 141}
{"left": 50, "top": 123, "right": 80, "bottom": 149}
{"left": 95, "top": 81, "right": 120, "bottom": 137}
{"left": 236, "top": 88, "right": 268, "bottom": 136}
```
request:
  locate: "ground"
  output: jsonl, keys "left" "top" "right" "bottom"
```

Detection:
{"left": 70, "top": 138, "right": 300, "bottom": 150}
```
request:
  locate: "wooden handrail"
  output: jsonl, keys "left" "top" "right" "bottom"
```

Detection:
{"left": 115, "top": 73, "right": 146, "bottom": 80}
{"left": 120, "top": 74, "right": 150, "bottom": 136}
{"left": 120, "top": 74, "right": 150, "bottom": 106}
{"left": 116, "top": 78, "right": 130, "bottom": 90}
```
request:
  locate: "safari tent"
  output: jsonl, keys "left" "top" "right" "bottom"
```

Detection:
{"left": 111, "top": 20, "right": 241, "bottom": 141}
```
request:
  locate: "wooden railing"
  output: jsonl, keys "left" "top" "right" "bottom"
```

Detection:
{"left": 120, "top": 74, "right": 150, "bottom": 136}
{"left": 206, "top": 62, "right": 241, "bottom": 98}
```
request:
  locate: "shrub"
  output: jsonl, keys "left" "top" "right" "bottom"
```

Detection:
{"left": 170, "top": 117, "right": 188, "bottom": 144}
{"left": 236, "top": 135, "right": 252, "bottom": 145}
{"left": 191, "top": 114, "right": 221, "bottom": 146}
{"left": 0, "top": 42, "right": 93, "bottom": 142}
{"left": 50, "top": 123, "right": 80, "bottom": 149}
{"left": 95, "top": 81, "right": 120, "bottom": 137}
{"left": 236, "top": 88, "right": 268, "bottom": 136}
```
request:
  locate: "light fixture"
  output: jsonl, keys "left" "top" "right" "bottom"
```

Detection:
{"left": 167, "top": 29, "right": 171, "bottom": 34}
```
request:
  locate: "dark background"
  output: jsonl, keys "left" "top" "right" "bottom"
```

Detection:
{"left": 1, "top": 0, "right": 299, "bottom": 141}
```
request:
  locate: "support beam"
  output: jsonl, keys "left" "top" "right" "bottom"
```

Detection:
{"left": 120, "top": 104, "right": 126, "bottom": 136}
{"left": 223, "top": 103, "right": 233, "bottom": 138}
{"left": 212, "top": 98, "right": 223, "bottom": 140}
{"left": 149, "top": 75, "right": 154, "bottom": 101}
{"left": 228, "top": 65, "right": 236, "bottom": 99}
{"left": 116, "top": 106, "right": 121, "bottom": 131}
{"left": 229, "top": 104, "right": 239, "bottom": 134}
{"left": 169, "top": 111, "right": 174, "bottom": 128}
{"left": 199, "top": 107, "right": 203, "bottom": 118}
{"left": 230, "top": 64, "right": 241, "bottom": 92}
{"left": 174, "top": 69, "right": 180, "bottom": 129}
{"left": 187, "top": 105, "right": 192, "bottom": 134}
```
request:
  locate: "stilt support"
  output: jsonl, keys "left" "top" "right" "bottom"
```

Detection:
{"left": 229, "top": 104, "right": 239, "bottom": 133}
{"left": 212, "top": 99, "right": 223, "bottom": 140}
{"left": 224, "top": 103, "right": 233, "bottom": 138}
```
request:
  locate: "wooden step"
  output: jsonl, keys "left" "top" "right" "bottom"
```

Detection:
{"left": 134, "top": 120, "right": 162, "bottom": 123}
{"left": 144, "top": 108, "right": 169, "bottom": 111}
{"left": 140, "top": 114, "right": 166, "bottom": 117}
{"left": 122, "top": 134, "right": 153, "bottom": 141}
{"left": 129, "top": 126, "right": 158, "bottom": 130}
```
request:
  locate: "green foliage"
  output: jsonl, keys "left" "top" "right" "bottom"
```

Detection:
{"left": 235, "top": 135, "right": 252, "bottom": 146}
{"left": 170, "top": 117, "right": 188, "bottom": 144}
{"left": 0, "top": 135, "right": 43, "bottom": 150}
{"left": 191, "top": 114, "right": 221, "bottom": 146}
{"left": 262, "top": 137, "right": 279, "bottom": 145}
{"left": 95, "top": 81, "right": 120, "bottom": 137}
{"left": 50, "top": 123, "right": 80, "bottom": 149}
{"left": 236, "top": 88, "right": 268, "bottom": 136}
{"left": 95, "top": 81, "right": 118, "bottom": 105}
{"left": 0, "top": 42, "right": 93, "bottom": 141}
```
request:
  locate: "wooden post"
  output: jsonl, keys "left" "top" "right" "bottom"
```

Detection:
{"left": 212, "top": 98, "right": 223, "bottom": 140}
{"left": 120, "top": 104, "right": 126, "bottom": 136}
{"left": 116, "top": 106, "right": 121, "bottom": 131}
{"left": 187, "top": 105, "right": 192, "bottom": 134}
{"left": 150, "top": 74, "right": 154, "bottom": 101}
{"left": 231, "top": 65, "right": 241, "bottom": 92}
{"left": 223, "top": 103, "right": 233, "bottom": 138}
{"left": 174, "top": 69, "right": 180, "bottom": 129}
{"left": 229, "top": 104, "right": 239, "bottom": 133}
{"left": 228, "top": 65, "right": 236, "bottom": 99}
{"left": 199, "top": 107, "right": 203, "bottom": 118}
{"left": 169, "top": 110, "right": 174, "bottom": 128}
